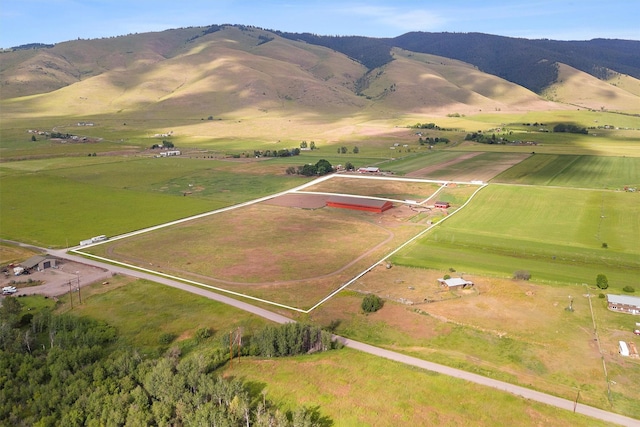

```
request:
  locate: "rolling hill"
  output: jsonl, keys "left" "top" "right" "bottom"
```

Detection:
{"left": 1, "top": 24, "right": 639, "bottom": 120}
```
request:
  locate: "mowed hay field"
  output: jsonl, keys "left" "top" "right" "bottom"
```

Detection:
{"left": 391, "top": 185, "right": 640, "bottom": 289}
{"left": 493, "top": 154, "right": 640, "bottom": 189}
{"left": 310, "top": 266, "right": 640, "bottom": 418}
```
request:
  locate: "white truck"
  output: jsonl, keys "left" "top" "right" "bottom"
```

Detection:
{"left": 2, "top": 286, "right": 17, "bottom": 295}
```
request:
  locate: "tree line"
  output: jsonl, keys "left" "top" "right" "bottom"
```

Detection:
{"left": 0, "top": 297, "right": 335, "bottom": 426}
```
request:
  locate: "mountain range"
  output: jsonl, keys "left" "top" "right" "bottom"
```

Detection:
{"left": 1, "top": 24, "right": 639, "bottom": 117}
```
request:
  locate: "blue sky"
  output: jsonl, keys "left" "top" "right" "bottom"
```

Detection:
{"left": 1, "top": 0, "right": 639, "bottom": 48}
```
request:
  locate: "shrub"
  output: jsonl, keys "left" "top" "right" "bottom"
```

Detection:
{"left": 361, "top": 294, "right": 383, "bottom": 313}
{"left": 598, "top": 293, "right": 605, "bottom": 299}
{"left": 601, "top": 242, "right": 608, "bottom": 248}
{"left": 195, "top": 327, "right": 212, "bottom": 342}
{"left": 443, "top": 274, "right": 451, "bottom": 280}
{"left": 159, "top": 333, "right": 177, "bottom": 345}
{"left": 513, "top": 270, "right": 531, "bottom": 280}
{"left": 623, "top": 286, "right": 635, "bottom": 293}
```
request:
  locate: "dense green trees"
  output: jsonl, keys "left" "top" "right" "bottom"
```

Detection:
{"left": 596, "top": 274, "right": 609, "bottom": 290}
{"left": 0, "top": 297, "right": 333, "bottom": 426}
{"left": 553, "top": 124, "right": 588, "bottom": 134}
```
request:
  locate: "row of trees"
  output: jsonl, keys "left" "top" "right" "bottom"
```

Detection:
{"left": 553, "top": 124, "right": 588, "bottom": 134}
{"left": 254, "top": 148, "right": 301, "bottom": 158}
{"left": 337, "top": 146, "right": 359, "bottom": 154}
{"left": 0, "top": 297, "right": 334, "bottom": 426}
{"left": 419, "top": 136, "right": 450, "bottom": 145}
{"left": 285, "top": 159, "right": 333, "bottom": 176}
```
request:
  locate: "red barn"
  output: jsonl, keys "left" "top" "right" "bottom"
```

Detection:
{"left": 326, "top": 195, "right": 393, "bottom": 213}
{"left": 434, "top": 201, "right": 450, "bottom": 209}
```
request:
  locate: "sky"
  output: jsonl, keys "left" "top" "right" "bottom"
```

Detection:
{"left": 1, "top": 0, "right": 639, "bottom": 48}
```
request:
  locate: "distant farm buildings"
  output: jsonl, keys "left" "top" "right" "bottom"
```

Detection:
{"left": 326, "top": 195, "right": 393, "bottom": 213}
{"left": 434, "top": 201, "right": 450, "bottom": 209}
{"left": 17, "top": 256, "right": 58, "bottom": 274}
{"left": 159, "top": 150, "right": 181, "bottom": 157}
{"left": 357, "top": 167, "right": 380, "bottom": 173}
{"left": 438, "top": 277, "right": 474, "bottom": 289}
{"left": 607, "top": 294, "right": 640, "bottom": 315}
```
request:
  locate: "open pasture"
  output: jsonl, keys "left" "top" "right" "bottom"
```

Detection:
{"left": 493, "top": 154, "right": 640, "bottom": 189}
{"left": 83, "top": 198, "right": 434, "bottom": 310}
{"left": 391, "top": 185, "right": 640, "bottom": 290}
{"left": 298, "top": 175, "right": 444, "bottom": 201}
{"left": 0, "top": 156, "right": 309, "bottom": 247}
{"left": 79, "top": 175, "right": 482, "bottom": 310}
{"left": 316, "top": 266, "right": 640, "bottom": 418}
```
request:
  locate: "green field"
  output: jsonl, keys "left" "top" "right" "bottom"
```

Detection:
{"left": 0, "top": 157, "right": 309, "bottom": 247}
{"left": 493, "top": 154, "right": 640, "bottom": 188}
{"left": 392, "top": 185, "right": 640, "bottom": 289}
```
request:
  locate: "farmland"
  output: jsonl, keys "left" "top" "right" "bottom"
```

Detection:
{"left": 2, "top": 105, "right": 640, "bottom": 423}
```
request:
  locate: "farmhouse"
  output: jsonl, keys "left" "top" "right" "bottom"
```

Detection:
{"left": 434, "top": 201, "right": 450, "bottom": 209}
{"left": 607, "top": 294, "right": 640, "bottom": 315}
{"left": 326, "top": 195, "right": 393, "bottom": 213}
{"left": 20, "top": 255, "right": 57, "bottom": 272}
{"left": 437, "top": 277, "right": 474, "bottom": 289}
{"left": 357, "top": 167, "right": 380, "bottom": 173}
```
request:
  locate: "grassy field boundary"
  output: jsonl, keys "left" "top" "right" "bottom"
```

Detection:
{"left": 72, "top": 173, "right": 486, "bottom": 312}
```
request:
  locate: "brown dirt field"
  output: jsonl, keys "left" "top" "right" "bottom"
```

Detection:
{"left": 300, "top": 176, "right": 442, "bottom": 200}
{"left": 408, "top": 152, "right": 531, "bottom": 182}
{"left": 263, "top": 193, "right": 328, "bottom": 209}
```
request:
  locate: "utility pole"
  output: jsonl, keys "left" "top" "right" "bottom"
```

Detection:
{"left": 76, "top": 271, "right": 81, "bottom": 304}
{"left": 68, "top": 280, "right": 73, "bottom": 308}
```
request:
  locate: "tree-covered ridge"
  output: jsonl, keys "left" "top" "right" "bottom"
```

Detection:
{"left": 276, "top": 32, "right": 394, "bottom": 70}
{"left": 0, "top": 297, "right": 334, "bottom": 426}
{"left": 391, "top": 32, "right": 640, "bottom": 93}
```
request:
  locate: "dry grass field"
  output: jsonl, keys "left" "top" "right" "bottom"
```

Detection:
{"left": 84, "top": 197, "right": 433, "bottom": 309}
{"left": 308, "top": 264, "right": 640, "bottom": 417}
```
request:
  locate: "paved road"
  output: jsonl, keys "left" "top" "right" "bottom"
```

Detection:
{"left": 13, "top": 246, "right": 640, "bottom": 427}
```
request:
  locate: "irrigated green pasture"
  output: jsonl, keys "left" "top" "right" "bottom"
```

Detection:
{"left": 0, "top": 157, "right": 308, "bottom": 247}
{"left": 493, "top": 154, "right": 640, "bottom": 188}
{"left": 392, "top": 185, "right": 640, "bottom": 290}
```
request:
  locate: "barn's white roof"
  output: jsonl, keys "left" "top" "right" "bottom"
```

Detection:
{"left": 607, "top": 294, "right": 640, "bottom": 307}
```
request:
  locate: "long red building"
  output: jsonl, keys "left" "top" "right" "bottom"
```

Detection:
{"left": 326, "top": 195, "right": 393, "bottom": 213}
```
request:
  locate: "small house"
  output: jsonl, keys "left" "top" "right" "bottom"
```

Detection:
{"left": 437, "top": 277, "right": 474, "bottom": 289}
{"left": 434, "top": 201, "right": 450, "bottom": 209}
{"left": 619, "top": 341, "right": 630, "bottom": 357}
{"left": 357, "top": 167, "right": 380, "bottom": 173}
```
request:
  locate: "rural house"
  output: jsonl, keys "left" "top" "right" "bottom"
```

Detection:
{"left": 434, "top": 201, "right": 450, "bottom": 209}
{"left": 607, "top": 294, "right": 640, "bottom": 315}
{"left": 437, "top": 277, "right": 474, "bottom": 289}
{"left": 357, "top": 167, "right": 380, "bottom": 173}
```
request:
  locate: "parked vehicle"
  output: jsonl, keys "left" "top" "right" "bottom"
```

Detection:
{"left": 2, "top": 286, "right": 17, "bottom": 295}
{"left": 634, "top": 329, "right": 640, "bottom": 336}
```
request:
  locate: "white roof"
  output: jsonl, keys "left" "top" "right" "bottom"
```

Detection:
{"left": 619, "top": 341, "right": 630, "bottom": 356}
{"left": 607, "top": 294, "right": 640, "bottom": 307}
{"left": 438, "top": 277, "right": 472, "bottom": 287}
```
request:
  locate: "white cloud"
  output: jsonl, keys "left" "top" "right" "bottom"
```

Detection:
{"left": 341, "top": 5, "right": 446, "bottom": 33}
